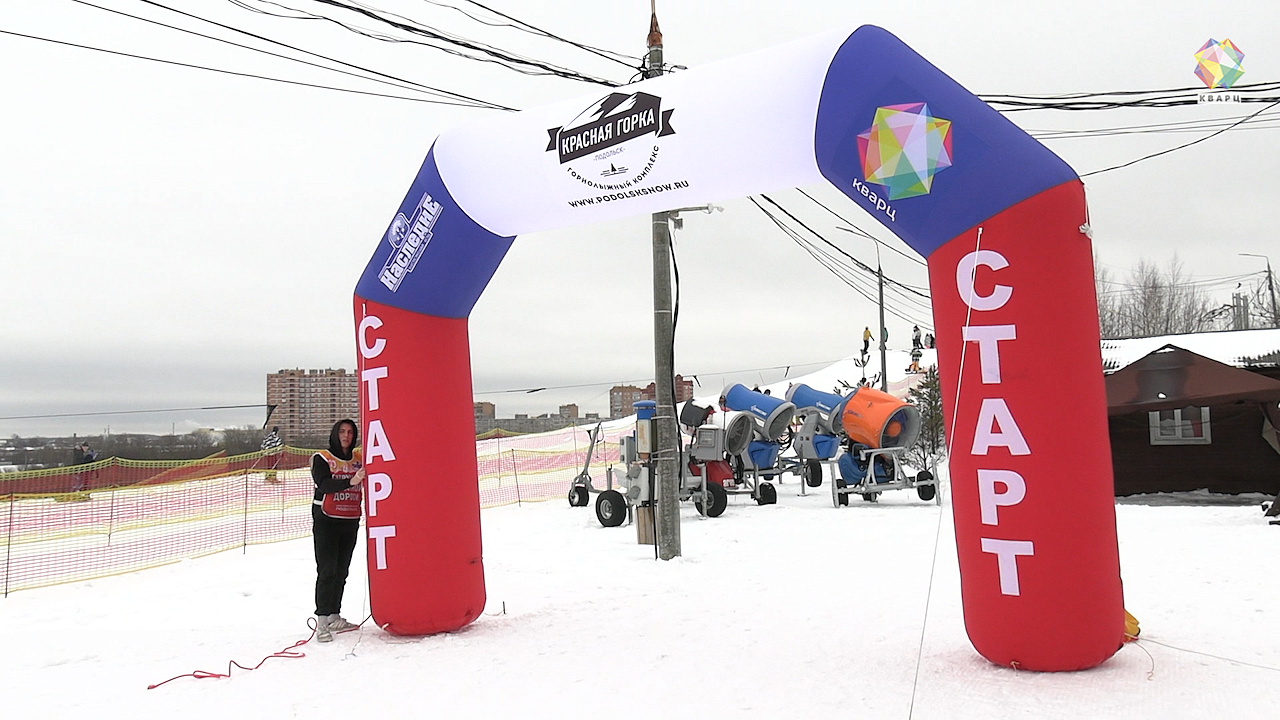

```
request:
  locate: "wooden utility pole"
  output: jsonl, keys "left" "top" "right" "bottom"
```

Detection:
{"left": 1241, "top": 253, "right": 1279, "bottom": 328}
{"left": 645, "top": 3, "right": 680, "bottom": 560}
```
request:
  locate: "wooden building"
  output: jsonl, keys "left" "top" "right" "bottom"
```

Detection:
{"left": 1105, "top": 343, "right": 1280, "bottom": 495}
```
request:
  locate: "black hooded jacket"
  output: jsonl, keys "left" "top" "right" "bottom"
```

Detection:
{"left": 312, "top": 420, "right": 360, "bottom": 498}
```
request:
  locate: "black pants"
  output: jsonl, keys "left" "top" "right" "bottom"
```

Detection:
{"left": 312, "top": 506, "right": 360, "bottom": 616}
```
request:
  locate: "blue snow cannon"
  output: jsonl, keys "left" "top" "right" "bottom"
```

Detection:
{"left": 746, "top": 440, "right": 782, "bottom": 470}
{"left": 722, "top": 383, "right": 796, "bottom": 440}
{"left": 839, "top": 444, "right": 896, "bottom": 485}
{"left": 784, "top": 383, "right": 853, "bottom": 437}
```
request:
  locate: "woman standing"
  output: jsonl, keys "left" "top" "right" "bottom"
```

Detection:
{"left": 311, "top": 418, "right": 365, "bottom": 642}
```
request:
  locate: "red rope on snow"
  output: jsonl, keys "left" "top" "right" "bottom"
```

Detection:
{"left": 147, "top": 616, "right": 367, "bottom": 689}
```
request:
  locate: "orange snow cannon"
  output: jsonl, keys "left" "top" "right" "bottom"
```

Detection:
{"left": 839, "top": 386, "right": 921, "bottom": 450}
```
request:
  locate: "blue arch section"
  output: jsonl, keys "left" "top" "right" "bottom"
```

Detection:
{"left": 354, "top": 146, "right": 514, "bottom": 319}
{"left": 814, "top": 26, "right": 1077, "bottom": 259}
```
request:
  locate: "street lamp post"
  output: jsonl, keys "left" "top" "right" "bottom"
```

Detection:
{"left": 1240, "top": 253, "right": 1279, "bottom": 329}
{"left": 835, "top": 227, "right": 889, "bottom": 390}
{"left": 650, "top": 203, "right": 721, "bottom": 561}
{"left": 874, "top": 240, "right": 888, "bottom": 392}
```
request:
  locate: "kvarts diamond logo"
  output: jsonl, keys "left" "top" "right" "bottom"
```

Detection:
{"left": 546, "top": 92, "right": 676, "bottom": 191}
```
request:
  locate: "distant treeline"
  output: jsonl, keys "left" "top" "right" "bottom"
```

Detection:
{"left": 2, "top": 427, "right": 326, "bottom": 468}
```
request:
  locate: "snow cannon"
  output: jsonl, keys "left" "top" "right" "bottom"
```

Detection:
{"left": 710, "top": 410, "right": 755, "bottom": 457}
{"left": 784, "top": 383, "right": 853, "bottom": 436}
{"left": 840, "top": 386, "right": 921, "bottom": 450}
{"left": 722, "top": 383, "right": 796, "bottom": 441}
{"left": 685, "top": 403, "right": 754, "bottom": 460}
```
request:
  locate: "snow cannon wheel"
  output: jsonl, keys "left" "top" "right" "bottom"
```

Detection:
{"left": 834, "top": 478, "right": 849, "bottom": 507}
{"left": 756, "top": 482, "right": 777, "bottom": 506}
{"left": 568, "top": 486, "right": 589, "bottom": 507}
{"left": 915, "top": 470, "right": 936, "bottom": 502}
{"left": 860, "top": 492, "right": 880, "bottom": 503}
{"left": 595, "top": 490, "right": 627, "bottom": 527}
{"left": 803, "top": 460, "right": 823, "bottom": 488}
{"left": 694, "top": 482, "right": 728, "bottom": 518}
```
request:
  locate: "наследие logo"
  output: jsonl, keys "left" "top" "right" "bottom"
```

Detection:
{"left": 378, "top": 192, "right": 442, "bottom": 293}
{"left": 1194, "top": 39, "right": 1245, "bottom": 89}
{"left": 547, "top": 92, "right": 675, "bottom": 191}
{"left": 857, "top": 102, "right": 952, "bottom": 201}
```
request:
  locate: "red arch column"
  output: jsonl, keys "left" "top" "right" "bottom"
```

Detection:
{"left": 927, "top": 181, "right": 1123, "bottom": 670}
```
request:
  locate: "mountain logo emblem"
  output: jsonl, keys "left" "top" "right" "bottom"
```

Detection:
{"left": 546, "top": 92, "right": 675, "bottom": 189}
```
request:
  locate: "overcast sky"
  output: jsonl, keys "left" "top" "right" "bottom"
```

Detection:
{"left": 2, "top": 0, "right": 1278, "bottom": 438}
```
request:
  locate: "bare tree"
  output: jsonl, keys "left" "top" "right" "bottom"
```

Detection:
{"left": 1095, "top": 255, "right": 1224, "bottom": 339}
{"left": 1094, "top": 262, "right": 1124, "bottom": 340}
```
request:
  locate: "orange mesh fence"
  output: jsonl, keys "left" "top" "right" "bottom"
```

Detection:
{"left": 1, "top": 423, "right": 633, "bottom": 595}
{"left": 476, "top": 423, "right": 627, "bottom": 507}
{"left": 0, "top": 448, "right": 307, "bottom": 496}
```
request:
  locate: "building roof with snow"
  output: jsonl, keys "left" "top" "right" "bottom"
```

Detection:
{"left": 1100, "top": 328, "right": 1280, "bottom": 373}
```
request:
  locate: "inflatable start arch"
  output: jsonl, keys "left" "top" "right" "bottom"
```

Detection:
{"left": 353, "top": 25, "right": 1123, "bottom": 671}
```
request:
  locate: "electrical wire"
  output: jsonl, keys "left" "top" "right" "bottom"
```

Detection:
{"left": 1096, "top": 271, "right": 1264, "bottom": 294}
{"left": 0, "top": 404, "right": 270, "bottom": 421}
{"left": 68, "top": 0, "right": 469, "bottom": 101}
{"left": 754, "top": 197, "right": 895, "bottom": 307}
{"left": 748, "top": 197, "right": 934, "bottom": 328}
{"left": 1082, "top": 99, "right": 1280, "bottom": 177}
{"left": 1028, "top": 108, "right": 1280, "bottom": 140}
{"left": 231, "top": 0, "right": 623, "bottom": 86}
{"left": 473, "top": 359, "right": 842, "bottom": 397}
{"left": 136, "top": 0, "right": 514, "bottom": 109}
{"left": 982, "top": 80, "right": 1280, "bottom": 101}
{"left": 453, "top": 0, "right": 642, "bottom": 67}
{"left": 758, "top": 194, "right": 931, "bottom": 300}
{"left": 794, "top": 188, "right": 928, "bottom": 268}
{"left": 979, "top": 80, "right": 1280, "bottom": 111}
{"left": 0, "top": 28, "right": 484, "bottom": 105}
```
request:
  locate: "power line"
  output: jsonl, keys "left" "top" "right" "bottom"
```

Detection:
{"left": 1097, "top": 271, "right": 1264, "bottom": 293}
{"left": 0, "top": 404, "right": 270, "bottom": 421}
{"left": 982, "top": 80, "right": 1280, "bottom": 101}
{"left": 749, "top": 196, "right": 933, "bottom": 327}
{"left": 751, "top": 196, "right": 931, "bottom": 320}
{"left": 0, "top": 28, "right": 483, "bottom": 106}
{"left": 758, "top": 194, "right": 930, "bottom": 299}
{"left": 1081, "top": 99, "right": 1280, "bottom": 177}
{"left": 1029, "top": 109, "right": 1280, "bottom": 140}
{"left": 453, "top": 0, "right": 641, "bottom": 68}
{"left": 980, "top": 80, "right": 1280, "bottom": 111}
{"left": 794, "top": 187, "right": 928, "bottom": 267}
{"left": 69, "top": 0, "right": 462, "bottom": 101}
{"left": 473, "top": 359, "right": 842, "bottom": 396}
{"left": 137, "top": 0, "right": 514, "bottom": 109}
{"left": 232, "top": 0, "right": 623, "bottom": 86}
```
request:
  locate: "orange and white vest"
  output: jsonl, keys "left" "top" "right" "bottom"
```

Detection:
{"left": 313, "top": 448, "right": 363, "bottom": 520}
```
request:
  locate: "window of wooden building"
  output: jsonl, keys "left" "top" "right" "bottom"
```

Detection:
{"left": 1148, "top": 406, "right": 1212, "bottom": 445}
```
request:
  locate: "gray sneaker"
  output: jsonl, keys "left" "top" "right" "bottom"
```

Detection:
{"left": 315, "top": 615, "right": 333, "bottom": 643}
{"left": 326, "top": 614, "right": 359, "bottom": 633}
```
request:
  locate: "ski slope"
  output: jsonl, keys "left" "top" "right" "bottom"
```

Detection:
{"left": 3, "top": 476, "right": 1276, "bottom": 718}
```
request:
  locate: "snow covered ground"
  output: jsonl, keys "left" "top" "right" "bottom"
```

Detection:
{"left": 3, "top": 473, "right": 1278, "bottom": 719}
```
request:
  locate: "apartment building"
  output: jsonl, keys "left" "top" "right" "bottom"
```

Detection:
{"left": 266, "top": 368, "right": 360, "bottom": 444}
